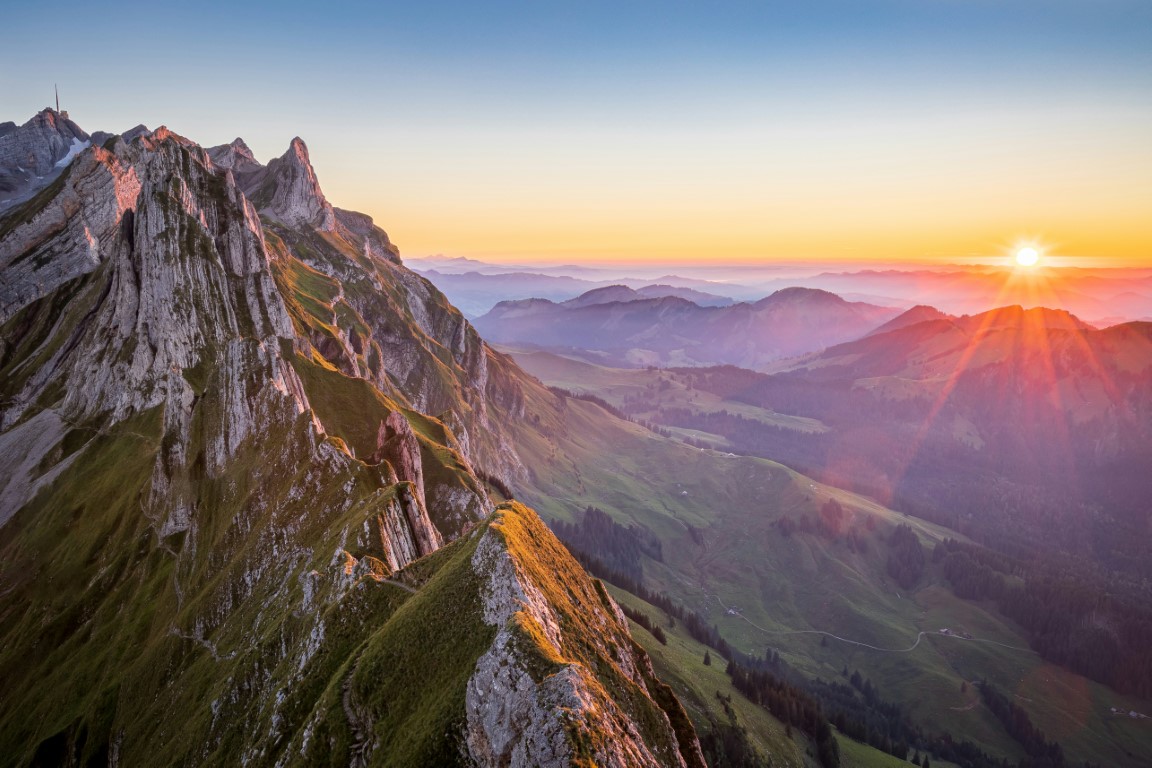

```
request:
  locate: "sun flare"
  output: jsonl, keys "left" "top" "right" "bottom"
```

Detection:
{"left": 1015, "top": 247, "right": 1040, "bottom": 267}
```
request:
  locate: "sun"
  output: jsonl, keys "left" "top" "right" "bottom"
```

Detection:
{"left": 1015, "top": 247, "right": 1040, "bottom": 267}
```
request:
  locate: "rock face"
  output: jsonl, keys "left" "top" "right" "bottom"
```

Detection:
{"left": 260, "top": 137, "right": 336, "bottom": 231}
{"left": 465, "top": 504, "right": 706, "bottom": 768}
{"left": 0, "top": 108, "right": 89, "bottom": 209}
{"left": 0, "top": 111, "right": 698, "bottom": 766}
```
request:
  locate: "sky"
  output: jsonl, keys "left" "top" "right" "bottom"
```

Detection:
{"left": 2, "top": 1, "right": 1150, "bottom": 266}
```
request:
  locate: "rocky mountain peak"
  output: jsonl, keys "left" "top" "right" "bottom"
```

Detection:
{"left": 229, "top": 136, "right": 254, "bottom": 157}
{"left": 0, "top": 108, "right": 91, "bottom": 209}
{"left": 257, "top": 135, "right": 335, "bottom": 231}
{"left": 121, "top": 124, "right": 152, "bottom": 142}
{"left": 206, "top": 136, "right": 260, "bottom": 173}
{"left": 287, "top": 135, "right": 310, "bottom": 161}
{"left": 136, "top": 125, "right": 194, "bottom": 151}
{"left": 28, "top": 108, "right": 87, "bottom": 141}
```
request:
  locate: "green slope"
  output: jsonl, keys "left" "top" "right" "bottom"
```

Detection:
{"left": 608, "top": 584, "right": 813, "bottom": 767}
{"left": 504, "top": 363, "right": 1152, "bottom": 767}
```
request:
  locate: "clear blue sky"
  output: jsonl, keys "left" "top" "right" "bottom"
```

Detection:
{"left": 3, "top": 1, "right": 1150, "bottom": 263}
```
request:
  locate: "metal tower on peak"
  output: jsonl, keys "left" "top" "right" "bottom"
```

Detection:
{"left": 54, "top": 85, "right": 69, "bottom": 119}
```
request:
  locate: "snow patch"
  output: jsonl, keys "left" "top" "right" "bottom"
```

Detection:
{"left": 54, "top": 138, "right": 90, "bottom": 168}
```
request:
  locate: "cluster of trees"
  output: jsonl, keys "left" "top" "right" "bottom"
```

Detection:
{"left": 775, "top": 507, "right": 873, "bottom": 553}
{"left": 936, "top": 538, "right": 1152, "bottom": 697}
{"left": 886, "top": 523, "right": 925, "bottom": 589}
{"left": 978, "top": 683, "right": 1065, "bottom": 768}
{"left": 811, "top": 669, "right": 1090, "bottom": 768}
{"left": 698, "top": 693, "right": 773, "bottom": 768}
{"left": 814, "top": 672, "right": 914, "bottom": 760}
{"left": 1002, "top": 575, "right": 1152, "bottom": 697}
{"left": 547, "top": 385, "right": 631, "bottom": 422}
{"left": 697, "top": 717, "right": 771, "bottom": 768}
{"left": 935, "top": 540, "right": 1009, "bottom": 600}
{"left": 726, "top": 660, "right": 841, "bottom": 768}
{"left": 549, "top": 506, "right": 662, "bottom": 583}
{"left": 474, "top": 469, "right": 514, "bottom": 500}
{"left": 619, "top": 604, "right": 667, "bottom": 644}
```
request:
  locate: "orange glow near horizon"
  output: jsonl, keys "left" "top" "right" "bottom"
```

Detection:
{"left": 330, "top": 109, "right": 1152, "bottom": 269}
{"left": 341, "top": 190, "right": 1152, "bottom": 267}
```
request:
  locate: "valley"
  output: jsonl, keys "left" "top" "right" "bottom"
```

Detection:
{"left": 497, "top": 337, "right": 1152, "bottom": 767}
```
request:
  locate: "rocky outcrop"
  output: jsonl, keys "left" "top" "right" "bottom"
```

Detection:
{"left": 206, "top": 137, "right": 258, "bottom": 171}
{"left": 334, "top": 207, "right": 401, "bottom": 265}
{"left": 0, "top": 142, "right": 141, "bottom": 322}
{"left": 465, "top": 504, "right": 705, "bottom": 768}
{"left": 256, "top": 137, "right": 336, "bottom": 231}
{"left": 372, "top": 412, "right": 424, "bottom": 498}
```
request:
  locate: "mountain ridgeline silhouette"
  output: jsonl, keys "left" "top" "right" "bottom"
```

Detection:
{"left": 475, "top": 285, "right": 899, "bottom": 369}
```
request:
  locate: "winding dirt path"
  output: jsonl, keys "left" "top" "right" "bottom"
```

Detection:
{"left": 702, "top": 589, "right": 1036, "bottom": 655}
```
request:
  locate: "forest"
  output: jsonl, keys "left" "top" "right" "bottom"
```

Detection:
{"left": 935, "top": 539, "right": 1152, "bottom": 697}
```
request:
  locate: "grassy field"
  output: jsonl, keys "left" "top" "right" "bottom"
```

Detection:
{"left": 835, "top": 734, "right": 960, "bottom": 768}
{"left": 506, "top": 366, "right": 1152, "bottom": 767}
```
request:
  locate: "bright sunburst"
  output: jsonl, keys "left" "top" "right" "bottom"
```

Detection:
{"left": 1015, "top": 247, "right": 1040, "bottom": 267}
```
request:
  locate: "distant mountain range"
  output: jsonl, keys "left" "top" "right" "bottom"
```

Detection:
{"left": 410, "top": 255, "right": 1152, "bottom": 325}
{"left": 411, "top": 267, "right": 736, "bottom": 316}
{"left": 476, "top": 285, "right": 899, "bottom": 369}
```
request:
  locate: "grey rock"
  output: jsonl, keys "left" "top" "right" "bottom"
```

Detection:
{"left": 257, "top": 137, "right": 335, "bottom": 231}
{"left": 121, "top": 124, "right": 151, "bottom": 142}
{"left": 0, "top": 108, "right": 90, "bottom": 208}
{"left": 465, "top": 522, "right": 692, "bottom": 768}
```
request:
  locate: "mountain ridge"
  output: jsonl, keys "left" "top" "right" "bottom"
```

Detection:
{"left": 0, "top": 111, "right": 701, "bottom": 766}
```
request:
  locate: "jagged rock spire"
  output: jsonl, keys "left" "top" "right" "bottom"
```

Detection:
{"left": 260, "top": 136, "right": 336, "bottom": 231}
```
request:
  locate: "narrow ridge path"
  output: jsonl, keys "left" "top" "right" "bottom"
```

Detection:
{"left": 381, "top": 578, "right": 417, "bottom": 594}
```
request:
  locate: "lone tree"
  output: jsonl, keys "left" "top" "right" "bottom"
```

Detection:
{"left": 703, "top": 650, "right": 712, "bottom": 666}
